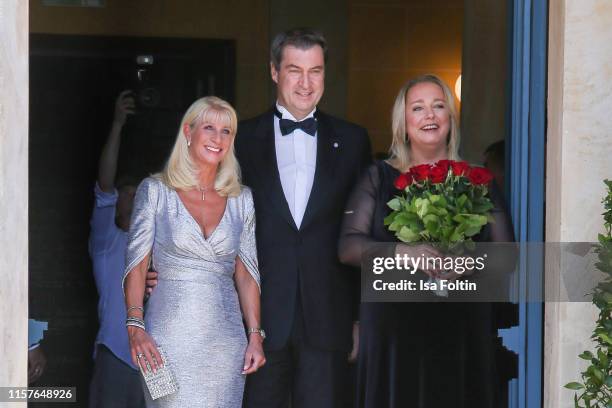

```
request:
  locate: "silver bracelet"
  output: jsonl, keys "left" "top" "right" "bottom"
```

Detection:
{"left": 126, "top": 321, "right": 146, "bottom": 331}
{"left": 127, "top": 306, "right": 144, "bottom": 314}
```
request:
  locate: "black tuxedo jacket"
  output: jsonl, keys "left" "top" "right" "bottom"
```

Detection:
{"left": 235, "top": 108, "right": 371, "bottom": 352}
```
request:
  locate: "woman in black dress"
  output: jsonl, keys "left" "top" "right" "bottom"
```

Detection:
{"left": 339, "top": 74, "right": 515, "bottom": 408}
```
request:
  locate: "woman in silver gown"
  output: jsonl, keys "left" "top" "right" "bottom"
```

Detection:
{"left": 123, "top": 96, "right": 266, "bottom": 407}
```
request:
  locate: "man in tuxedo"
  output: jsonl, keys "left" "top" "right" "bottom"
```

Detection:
{"left": 236, "top": 28, "right": 371, "bottom": 408}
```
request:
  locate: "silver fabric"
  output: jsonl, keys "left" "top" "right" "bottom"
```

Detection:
{"left": 123, "top": 177, "right": 260, "bottom": 407}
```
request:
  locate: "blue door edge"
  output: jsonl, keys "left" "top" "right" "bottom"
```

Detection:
{"left": 508, "top": 0, "right": 547, "bottom": 407}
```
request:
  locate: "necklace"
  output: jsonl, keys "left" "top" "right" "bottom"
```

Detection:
{"left": 197, "top": 184, "right": 213, "bottom": 201}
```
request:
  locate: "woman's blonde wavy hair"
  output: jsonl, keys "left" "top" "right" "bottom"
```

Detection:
{"left": 158, "top": 96, "right": 241, "bottom": 197}
{"left": 388, "top": 74, "right": 461, "bottom": 171}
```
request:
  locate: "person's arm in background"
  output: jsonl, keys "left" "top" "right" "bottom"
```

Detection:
{"left": 89, "top": 91, "right": 135, "bottom": 275}
{"left": 98, "top": 90, "right": 134, "bottom": 192}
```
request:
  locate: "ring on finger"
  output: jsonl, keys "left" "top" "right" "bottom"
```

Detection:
{"left": 137, "top": 353, "right": 145, "bottom": 358}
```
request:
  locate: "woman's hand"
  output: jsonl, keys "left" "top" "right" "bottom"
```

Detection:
{"left": 395, "top": 243, "right": 445, "bottom": 278}
{"left": 242, "top": 334, "right": 266, "bottom": 375}
{"left": 128, "top": 326, "right": 163, "bottom": 373}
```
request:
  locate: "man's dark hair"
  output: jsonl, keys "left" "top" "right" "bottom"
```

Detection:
{"left": 270, "top": 28, "right": 328, "bottom": 70}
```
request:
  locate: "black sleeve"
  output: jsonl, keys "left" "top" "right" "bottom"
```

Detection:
{"left": 339, "top": 164, "right": 384, "bottom": 267}
{"left": 487, "top": 181, "right": 518, "bottom": 329}
{"left": 488, "top": 181, "right": 515, "bottom": 243}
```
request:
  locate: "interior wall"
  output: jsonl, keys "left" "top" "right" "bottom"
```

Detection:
{"left": 0, "top": 0, "right": 29, "bottom": 396}
{"left": 460, "top": 0, "right": 509, "bottom": 164}
{"left": 346, "top": 0, "right": 463, "bottom": 156}
{"left": 545, "top": 0, "right": 612, "bottom": 406}
{"left": 29, "top": 0, "right": 270, "bottom": 119}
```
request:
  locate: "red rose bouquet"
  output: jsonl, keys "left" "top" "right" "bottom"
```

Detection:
{"left": 385, "top": 159, "right": 495, "bottom": 252}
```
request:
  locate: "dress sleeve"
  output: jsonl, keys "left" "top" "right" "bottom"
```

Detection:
{"left": 488, "top": 181, "right": 515, "bottom": 243}
{"left": 238, "top": 188, "right": 261, "bottom": 292}
{"left": 486, "top": 183, "right": 518, "bottom": 329}
{"left": 122, "top": 178, "right": 159, "bottom": 289}
{"left": 338, "top": 164, "right": 385, "bottom": 267}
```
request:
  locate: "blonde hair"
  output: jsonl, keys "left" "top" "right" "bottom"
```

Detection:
{"left": 388, "top": 74, "right": 460, "bottom": 171}
{"left": 159, "top": 96, "right": 241, "bottom": 197}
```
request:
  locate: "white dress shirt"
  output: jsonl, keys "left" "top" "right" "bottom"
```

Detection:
{"left": 274, "top": 102, "right": 318, "bottom": 229}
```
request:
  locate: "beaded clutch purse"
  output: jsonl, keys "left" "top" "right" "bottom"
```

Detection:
{"left": 138, "top": 346, "right": 179, "bottom": 400}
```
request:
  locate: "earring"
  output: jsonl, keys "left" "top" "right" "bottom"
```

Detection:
{"left": 187, "top": 139, "right": 191, "bottom": 147}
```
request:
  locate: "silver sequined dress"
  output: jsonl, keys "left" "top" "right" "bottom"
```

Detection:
{"left": 123, "top": 177, "right": 260, "bottom": 408}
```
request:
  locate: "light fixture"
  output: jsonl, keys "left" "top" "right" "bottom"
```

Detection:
{"left": 455, "top": 74, "right": 462, "bottom": 102}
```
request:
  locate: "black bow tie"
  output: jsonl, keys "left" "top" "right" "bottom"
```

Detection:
{"left": 274, "top": 107, "right": 318, "bottom": 136}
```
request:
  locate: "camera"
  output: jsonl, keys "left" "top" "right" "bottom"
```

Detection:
{"left": 133, "top": 55, "right": 161, "bottom": 110}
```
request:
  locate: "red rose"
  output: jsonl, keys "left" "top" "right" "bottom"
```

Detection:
{"left": 450, "top": 161, "right": 471, "bottom": 176}
{"left": 430, "top": 164, "right": 448, "bottom": 184}
{"left": 410, "top": 164, "right": 432, "bottom": 182}
{"left": 435, "top": 159, "right": 453, "bottom": 172}
{"left": 394, "top": 173, "right": 412, "bottom": 190}
{"left": 467, "top": 167, "right": 494, "bottom": 185}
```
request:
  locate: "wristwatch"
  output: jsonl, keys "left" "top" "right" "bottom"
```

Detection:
{"left": 247, "top": 328, "right": 266, "bottom": 340}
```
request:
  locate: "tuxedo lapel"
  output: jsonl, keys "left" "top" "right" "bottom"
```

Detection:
{"left": 251, "top": 110, "right": 298, "bottom": 231}
{"left": 300, "top": 112, "right": 339, "bottom": 230}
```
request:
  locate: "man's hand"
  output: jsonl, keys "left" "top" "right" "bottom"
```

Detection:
{"left": 113, "top": 90, "right": 135, "bottom": 127}
{"left": 145, "top": 270, "right": 158, "bottom": 295}
{"left": 28, "top": 346, "right": 47, "bottom": 384}
{"left": 348, "top": 321, "right": 359, "bottom": 363}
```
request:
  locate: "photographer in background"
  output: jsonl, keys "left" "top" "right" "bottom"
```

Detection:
{"left": 88, "top": 91, "right": 145, "bottom": 408}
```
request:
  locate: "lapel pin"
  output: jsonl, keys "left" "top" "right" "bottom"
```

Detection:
{"left": 333, "top": 142, "right": 339, "bottom": 148}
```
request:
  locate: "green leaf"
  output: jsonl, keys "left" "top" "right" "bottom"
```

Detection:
{"left": 465, "top": 214, "right": 488, "bottom": 227}
{"left": 452, "top": 214, "right": 466, "bottom": 223}
{"left": 388, "top": 198, "right": 401, "bottom": 211}
{"left": 598, "top": 332, "right": 612, "bottom": 346}
{"left": 464, "top": 240, "right": 476, "bottom": 251}
{"left": 579, "top": 351, "right": 594, "bottom": 360}
{"left": 383, "top": 212, "right": 397, "bottom": 226}
{"left": 456, "top": 194, "right": 468, "bottom": 208}
{"left": 605, "top": 376, "right": 612, "bottom": 387}
{"left": 415, "top": 198, "right": 431, "bottom": 218}
{"left": 593, "top": 367, "right": 605, "bottom": 383}
{"left": 397, "top": 226, "right": 420, "bottom": 243}
{"left": 600, "top": 291, "right": 612, "bottom": 304}
{"left": 464, "top": 226, "right": 483, "bottom": 237}
{"left": 565, "top": 382, "right": 585, "bottom": 390}
{"left": 597, "top": 349, "right": 608, "bottom": 368}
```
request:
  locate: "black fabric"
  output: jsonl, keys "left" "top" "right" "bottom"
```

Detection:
{"left": 338, "top": 161, "right": 517, "bottom": 408}
{"left": 89, "top": 345, "right": 146, "bottom": 408}
{"left": 243, "top": 290, "right": 351, "bottom": 408}
{"left": 236, "top": 108, "right": 371, "bottom": 406}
